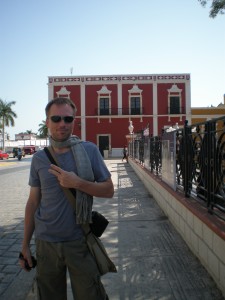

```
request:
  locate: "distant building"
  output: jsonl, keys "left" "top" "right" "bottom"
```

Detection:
{"left": 15, "top": 133, "right": 37, "bottom": 141}
{"left": 48, "top": 73, "right": 191, "bottom": 157}
{"left": 191, "top": 95, "right": 225, "bottom": 125}
{"left": 0, "top": 131, "right": 8, "bottom": 150}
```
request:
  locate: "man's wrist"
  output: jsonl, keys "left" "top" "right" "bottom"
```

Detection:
{"left": 22, "top": 241, "right": 30, "bottom": 249}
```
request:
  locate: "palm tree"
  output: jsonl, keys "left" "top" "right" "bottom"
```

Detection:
{"left": 0, "top": 99, "right": 17, "bottom": 150}
{"left": 25, "top": 130, "right": 33, "bottom": 134}
{"left": 38, "top": 120, "right": 48, "bottom": 145}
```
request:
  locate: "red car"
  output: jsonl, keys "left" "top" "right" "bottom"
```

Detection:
{"left": 0, "top": 150, "right": 9, "bottom": 160}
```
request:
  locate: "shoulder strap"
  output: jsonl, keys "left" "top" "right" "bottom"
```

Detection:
{"left": 44, "top": 147, "right": 77, "bottom": 206}
{"left": 44, "top": 147, "right": 57, "bottom": 165}
{"left": 43, "top": 147, "right": 90, "bottom": 235}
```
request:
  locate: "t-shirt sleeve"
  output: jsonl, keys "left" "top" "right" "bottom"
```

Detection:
{"left": 82, "top": 142, "right": 111, "bottom": 182}
{"left": 28, "top": 155, "right": 41, "bottom": 187}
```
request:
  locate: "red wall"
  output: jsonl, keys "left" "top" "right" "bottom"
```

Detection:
{"left": 85, "top": 117, "right": 154, "bottom": 147}
{"left": 157, "top": 83, "right": 186, "bottom": 114}
{"left": 54, "top": 85, "right": 81, "bottom": 115}
{"left": 85, "top": 84, "right": 118, "bottom": 116}
{"left": 122, "top": 84, "right": 153, "bottom": 114}
{"left": 52, "top": 80, "right": 188, "bottom": 148}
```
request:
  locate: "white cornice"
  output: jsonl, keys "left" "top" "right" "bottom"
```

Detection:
{"left": 48, "top": 73, "right": 191, "bottom": 85}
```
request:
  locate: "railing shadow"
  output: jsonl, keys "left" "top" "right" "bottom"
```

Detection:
{"left": 93, "top": 160, "right": 224, "bottom": 299}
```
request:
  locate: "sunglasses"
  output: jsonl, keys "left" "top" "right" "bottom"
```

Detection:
{"left": 50, "top": 115, "right": 74, "bottom": 123}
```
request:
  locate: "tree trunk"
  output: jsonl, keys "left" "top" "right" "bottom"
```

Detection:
{"left": 2, "top": 116, "right": 5, "bottom": 151}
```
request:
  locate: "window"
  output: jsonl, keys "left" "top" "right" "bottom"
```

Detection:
{"left": 170, "top": 96, "right": 180, "bottom": 114}
{"left": 167, "top": 84, "right": 182, "bottom": 115}
{"left": 131, "top": 97, "right": 141, "bottom": 115}
{"left": 128, "top": 85, "right": 143, "bottom": 115}
{"left": 97, "top": 86, "right": 112, "bottom": 117}
{"left": 100, "top": 98, "right": 109, "bottom": 115}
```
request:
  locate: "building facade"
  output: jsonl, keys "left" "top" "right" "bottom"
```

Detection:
{"left": 191, "top": 95, "right": 225, "bottom": 125}
{"left": 48, "top": 73, "right": 191, "bottom": 156}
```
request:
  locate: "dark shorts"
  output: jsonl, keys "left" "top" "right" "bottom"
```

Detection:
{"left": 36, "top": 238, "right": 107, "bottom": 300}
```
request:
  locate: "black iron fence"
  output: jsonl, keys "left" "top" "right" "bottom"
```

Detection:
{"left": 128, "top": 116, "right": 225, "bottom": 221}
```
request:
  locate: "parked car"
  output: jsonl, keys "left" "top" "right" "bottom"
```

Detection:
{"left": 23, "top": 146, "right": 36, "bottom": 155}
{"left": 6, "top": 150, "right": 13, "bottom": 157}
{"left": 0, "top": 150, "right": 9, "bottom": 160}
{"left": 12, "top": 147, "right": 25, "bottom": 158}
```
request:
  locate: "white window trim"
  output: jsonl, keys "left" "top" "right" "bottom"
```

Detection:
{"left": 97, "top": 85, "right": 112, "bottom": 121}
{"left": 128, "top": 84, "right": 143, "bottom": 115}
{"left": 167, "top": 84, "right": 182, "bottom": 121}
{"left": 56, "top": 86, "right": 71, "bottom": 98}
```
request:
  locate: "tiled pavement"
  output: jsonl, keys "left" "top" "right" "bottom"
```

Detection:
{"left": 0, "top": 158, "right": 224, "bottom": 299}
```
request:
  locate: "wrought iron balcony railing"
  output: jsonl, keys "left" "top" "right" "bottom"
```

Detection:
{"left": 95, "top": 107, "right": 145, "bottom": 116}
{"left": 168, "top": 106, "right": 185, "bottom": 114}
{"left": 94, "top": 107, "right": 186, "bottom": 116}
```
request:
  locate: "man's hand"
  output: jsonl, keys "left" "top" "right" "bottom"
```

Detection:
{"left": 48, "top": 164, "right": 80, "bottom": 188}
{"left": 19, "top": 247, "right": 34, "bottom": 272}
{"left": 49, "top": 164, "right": 114, "bottom": 198}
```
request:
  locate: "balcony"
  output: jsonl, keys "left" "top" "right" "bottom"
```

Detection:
{"left": 168, "top": 106, "right": 185, "bottom": 114}
{"left": 95, "top": 107, "right": 145, "bottom": 116}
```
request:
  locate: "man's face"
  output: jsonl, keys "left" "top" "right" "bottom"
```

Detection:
{"left": 46, "top": 104, "right": 75, "bottom": 141}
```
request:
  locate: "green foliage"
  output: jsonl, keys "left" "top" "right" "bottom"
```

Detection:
{"left": 38, "top": 120, "right": 48, "bottom": 138}
{"left": 0, "top": 99, "right": 17, "bottom": 126}
{"left": 25, "top": 130, "right": 34, "bottom": 134}
{"left": 199, "top": 0, "right": 225, "bottom": 18}
{"left": 0, "top": 98, "right": 17, "bottom": 150}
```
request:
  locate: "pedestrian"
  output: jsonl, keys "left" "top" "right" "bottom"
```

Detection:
{"left": 19, "top": 97, "right": 114, "bottom": 300}
{"left": 17, "top": 147, "right": 22, "bottom": 160}
{"left": 122, "top": 145, "right": 128, "bottom": 162}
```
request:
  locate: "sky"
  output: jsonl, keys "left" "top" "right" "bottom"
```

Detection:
{"left": 1, "top": 0, "right": 225, "bottom": 139}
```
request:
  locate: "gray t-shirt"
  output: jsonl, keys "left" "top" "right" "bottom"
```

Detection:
{"left": 29, "top": 141, "right": 111, "bottom": 242}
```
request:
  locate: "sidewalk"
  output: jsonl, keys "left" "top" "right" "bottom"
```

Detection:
{"left": 1, "top": 159, "right": 224, "bottom": 299}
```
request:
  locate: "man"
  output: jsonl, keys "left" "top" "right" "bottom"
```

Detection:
{"left": 19, "top": 97, "right": 114, "bottom": 299}
{"left": 122, "top": 145, "right": 128, "bottom": 162}
{"left": 17, "top": 147, "right": 22, "bottom": 160}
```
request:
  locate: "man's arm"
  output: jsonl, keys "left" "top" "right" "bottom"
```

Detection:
{"left": 73, "top": 177, "right": 114, "bottom": 198}
{"left": 48, "top": 164, "right": 114, "bottom": 198}
{"left": 20, "top": 186, "right": 41, "bottom": 271}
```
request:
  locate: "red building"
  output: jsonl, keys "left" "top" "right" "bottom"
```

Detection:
{"left": 48, "top": 73, "right": 191, "bottom": 157}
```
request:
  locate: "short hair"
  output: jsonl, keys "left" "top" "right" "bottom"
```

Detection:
{"left": 45, "top": 97, "right": 77, "bottom": 117}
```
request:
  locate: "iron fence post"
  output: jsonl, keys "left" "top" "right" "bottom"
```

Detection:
{"left": 184, "top": 120, "right": 192, "bottom": 197}
{"left": 207, "top": 120, "right": 215, "bottom": 213}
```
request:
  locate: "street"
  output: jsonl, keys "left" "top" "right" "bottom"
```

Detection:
{"left": 1, "top": 157, "right": 224, "bottom": 300}
{"left": 0, "top": 155, "right": 35, "bottom": 300}
{"left": 0, "top": 155, "right": 33, "bottom": 174}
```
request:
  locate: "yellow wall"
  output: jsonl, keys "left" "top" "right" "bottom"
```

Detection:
{"left": 191, "top": 107, "right": 225, "bottom": 125}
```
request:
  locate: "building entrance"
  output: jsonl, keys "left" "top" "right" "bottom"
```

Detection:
{"left": 98, "top": 135, "right": 109, "bottom": 157}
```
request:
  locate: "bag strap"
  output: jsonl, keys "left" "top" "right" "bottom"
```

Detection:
{"left": 44, "top": 147, "right": 90, "bottom": 235}
{"left": 44, "top": 147, "right": 77, "bottom": 204}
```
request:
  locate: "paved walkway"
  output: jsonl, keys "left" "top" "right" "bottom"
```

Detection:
{"left": 0, "top": 159, "right": 224, "bottom": 299}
